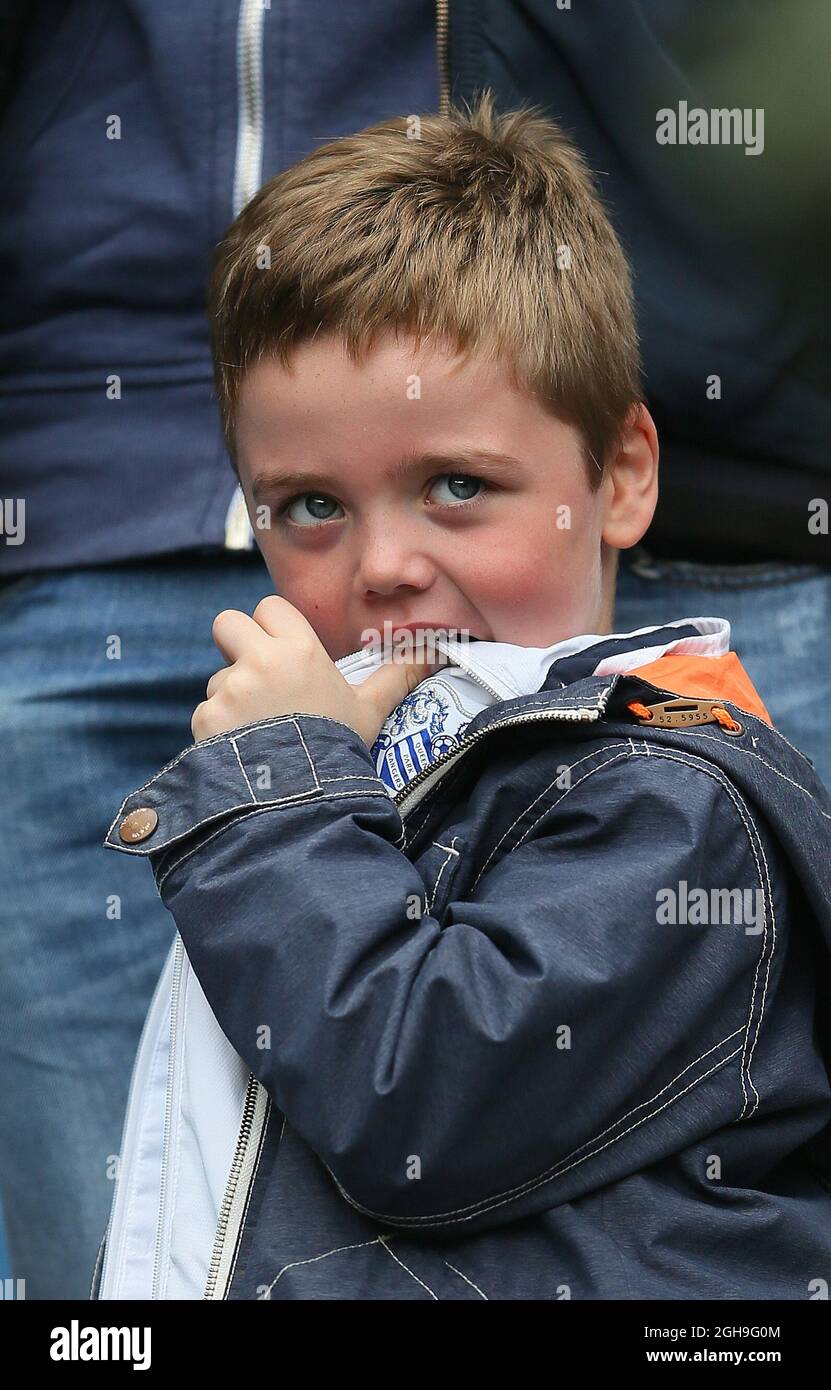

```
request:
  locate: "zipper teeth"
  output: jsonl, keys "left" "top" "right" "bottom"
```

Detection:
{"left": 433, "top": 637, "right": 508, "bottom": 703}
{"left": 233, "top": 0, "right": 265, "bottom": 216}
{"left": 203, "top": 1072, "right": 260, "bottom": 1300}
{"left": 225, "top": 0, "right": 264, "bottom": 554}
{"left": 150, "top": 935, "right": 185, "bottom": 1300}
{"left": 392, "top": 700, "right": 608, "bottom": 814}
{"left": 435, "top": 0, "right": 450, "bottom": 115}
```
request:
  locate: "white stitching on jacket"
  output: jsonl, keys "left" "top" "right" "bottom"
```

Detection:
{"left": 154, "top": 712, "right": 779, "bottom": 1239}
{"left": 329, "top": 1042, "right": 745, "bottom": 1229}
{"left": 319, "top": 774, "right": 381, "bottom": 784}
{"left": 444, "top": 1259, "right": 488, "bottom": 1298}
{"left": 104, "top": 712, "right": 361, "bottom": 840}
{"left": 427, "top": 838, "right": 460, "bottom": 913}
{"left": 658, "top": 727, "right": 831, "bottom": 817}
{"left": 160, "top": 743, "right": 773, "bottom": 1228}
{"left": 291, "top": 721, "right": 321, "bottom": 791}
{"left": 262, "top": 1236, "right": 385, "bottom": 1297}
{"left": 229, "top": 737, "right": 257, "bottom": 803}
{"left": 719, "top": 705, "right": 818, "bottom": 772}
{"left": 230, "top": 717, "right": 322, "bottom": 793}
{"left": 470, "top": 745, "right": 773, "bottom": 1120}
{"left": 471, "top": 746, "right": 631, "bottom": 888}
{"left": 629, "top": 748, "right": 776, "bottom": 1121}
{"left": 113, "top": 781, "right": 381, "bottom": 858}
{"left": 324, "top": 749, "right": 774, "bottom": 1227}
{"left": 398, "top": 688, "right": 613, "bottom": 850}
{"left": 378, "top": 1235, "right": 438, "bottom": 1299}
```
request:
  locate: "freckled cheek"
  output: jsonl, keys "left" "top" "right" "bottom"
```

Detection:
{"left": 264, "top": 555, "right": 346, "bottom": 643}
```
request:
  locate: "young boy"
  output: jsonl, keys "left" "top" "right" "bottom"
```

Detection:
{"left": 95, "top": 94, "right": 831, "bottom": 1300}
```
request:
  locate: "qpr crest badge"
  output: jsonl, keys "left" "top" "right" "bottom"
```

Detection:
{"left": 371, "top": 683, "right": 467, "bottom": 792}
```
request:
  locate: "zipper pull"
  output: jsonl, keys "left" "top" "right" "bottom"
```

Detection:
{"left": 627, "top": 697, "right": 743, "bottom": 734}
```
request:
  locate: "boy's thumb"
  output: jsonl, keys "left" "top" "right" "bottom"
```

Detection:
{"left": 355, "top": 654, "right": 441, "bottom": 745}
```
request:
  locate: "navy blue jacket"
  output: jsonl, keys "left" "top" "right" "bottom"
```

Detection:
{"left": 96, "top": 630, "right": 831, "bottom": 1299}
{"left": 1, "top": 0, "right": 828, "bottom": 573}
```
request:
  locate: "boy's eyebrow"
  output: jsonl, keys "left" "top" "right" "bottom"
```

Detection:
{"left": 250, "top": 449, "right": 527, "bottom": 501}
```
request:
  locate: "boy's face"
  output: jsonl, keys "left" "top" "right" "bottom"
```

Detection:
{"left": 234, "top": 332, "right": 655, "bottom": 661}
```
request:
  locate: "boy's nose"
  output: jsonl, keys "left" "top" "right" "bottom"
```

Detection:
{"left": 358, "top": 538, "right": 437, "bottom": 597}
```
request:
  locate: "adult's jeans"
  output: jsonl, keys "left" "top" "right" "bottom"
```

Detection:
{"left": 615, "top": 545, "right": 831, "bottom": 790}
{"left": 0, "top": 551, "right": 270, "bottom": 1299}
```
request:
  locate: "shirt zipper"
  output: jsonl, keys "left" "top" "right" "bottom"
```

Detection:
{"left": 232, "top": 0, "right": 266, "bottom": 217}
{"left": 202, "top": 687, "right": 612, "bottom": 1298}
{"left": 225, "top": 0, "right": 266, "bottom": 551}
{"left": 432, "top": 635, "right": 510, "bottom": 703}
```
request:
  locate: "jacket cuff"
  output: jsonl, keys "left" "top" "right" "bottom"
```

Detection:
{"left": 102, "top": 713, "right": 386, "bottom": 857}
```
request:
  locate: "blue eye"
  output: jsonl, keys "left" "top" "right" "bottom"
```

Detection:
{"left": 283, "top": 493, "right": 344, "bottom": 527}
{"left": 428, "top": 474, "right": 487, "bottom": 507}
{"left": 278, "top": 473, "right": 488, "bottom": 529}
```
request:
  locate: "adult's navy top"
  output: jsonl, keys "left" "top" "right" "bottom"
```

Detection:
{"left": 0, "top": 0, "right": 440, "bottom": 573}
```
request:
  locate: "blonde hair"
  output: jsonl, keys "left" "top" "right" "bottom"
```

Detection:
{"left": 208, "top": 90, "right": 643, "bottom": 484}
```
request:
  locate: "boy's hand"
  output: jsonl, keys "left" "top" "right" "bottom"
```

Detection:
{"left": 191, "top": 596, "right": 440, "bottom": 749}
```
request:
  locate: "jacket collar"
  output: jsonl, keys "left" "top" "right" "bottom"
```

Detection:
{"left": 431, "top": 616, "right": 732, "bottom": 700}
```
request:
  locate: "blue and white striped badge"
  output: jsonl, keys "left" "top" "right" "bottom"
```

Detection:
{"left": 370, "top": 682, "right": 469, "bottom": 792}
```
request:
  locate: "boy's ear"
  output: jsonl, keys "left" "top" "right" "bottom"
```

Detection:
{"left": 600, "top": 403, "right": 659, "bottom": 550}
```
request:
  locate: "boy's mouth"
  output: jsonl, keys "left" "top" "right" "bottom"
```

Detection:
{"left": 352, "top": 622, "right": 487, "bottom": 659}
{"left": 388, "top": 622, "right": 485, "bottom": 640}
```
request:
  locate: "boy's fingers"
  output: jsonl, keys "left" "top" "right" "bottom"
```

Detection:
{"left": 205, "top": 666, "right": 232, "bottom": 698}
{"left": 251, "top": 594, "right": 318, "bottom": 645}
{"left": 356, "top": 655, "right": 440, "bottom": 736}
{"left": 211, "top": 608, "right": 270, "bottom": 663}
